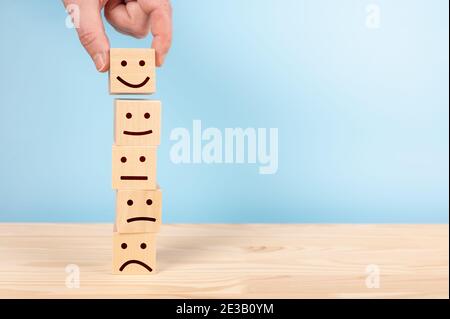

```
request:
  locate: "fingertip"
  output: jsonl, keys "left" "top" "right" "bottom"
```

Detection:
{"left": 98, "top": 60, "right": 110, "bottom": 72}
{"left": 152, "top": 40, "right": 170, "bottom": 67}
{"left": 155, "top": 53, "right": 165, "bottom": 67}
{"left": 93, "top": 51, "right": 110, "bottom": 72}
{"left": 97, "top": 66, "right": 109, "bottom": 73}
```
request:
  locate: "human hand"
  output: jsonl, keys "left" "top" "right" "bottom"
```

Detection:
{"left": 63, "top": 0, "right": 172, "bottom": 72}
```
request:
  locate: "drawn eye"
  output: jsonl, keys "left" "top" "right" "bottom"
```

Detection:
{"left": 144, "top": 113, "right": 150, "bottom": 119}
{"left": 121, "top": 243, "right": 127, "bottom": 249}
{"left": 140, "top": 243, "right": 147, "bottom": 249}
{"left": 146, "top": 199, "right": 153, "bottom": 206}
{"left": 139, "top": 60, "right": 145, "bottom": 66}
{"left": 121, "top": 157, "right": 127, "bottom": 163}
{"left": 127, "top": 200, "right": 133, "bottom": 206}
{"left": 140, "top": 156, "right": 146, "bottom": 162}
{"left": 121, "top": 60, "right": 127, "bottom": 67}
{"left": 126, "top": 113, "right": 132, "bottom": 119}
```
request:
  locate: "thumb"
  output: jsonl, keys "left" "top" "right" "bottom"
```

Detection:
{"left": 67, "top": 1, "right": 110, "bottom": 72}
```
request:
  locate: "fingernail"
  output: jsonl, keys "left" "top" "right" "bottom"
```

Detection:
{"left": 93, "top": 52, "right": 106, "bottom": 71}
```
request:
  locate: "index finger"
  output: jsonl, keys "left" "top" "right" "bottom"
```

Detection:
{"left": 137, "top": 0, "right": 172, "bottom": 66}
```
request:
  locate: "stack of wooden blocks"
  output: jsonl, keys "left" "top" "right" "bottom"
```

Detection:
{"left": 109, "top": 48, "right": 162, "bottom": 274}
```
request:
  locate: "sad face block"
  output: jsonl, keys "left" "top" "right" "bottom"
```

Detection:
{"left": 113, "top": 232, "right": 156, "bottom": 274}
{"left": 114, "top": 99, "right": 161, "bottom": 146}
{"left": 109, "top": 48, "right": 156, "bottom": 94}
{"left": 112, "top": 145, "right": 157, "bottom": 189}
{"left": 116, "top": 189, "right": 162, "bottom": 233}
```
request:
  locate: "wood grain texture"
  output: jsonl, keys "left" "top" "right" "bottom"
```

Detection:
{"left": 0, "top": 224, "right": 447, "bottom": 299}
{"left": 112, "top": 232, "right": 156, "bottom": 275}
{"left": 114, "top": 99, "right": 161, "bottom": 146}
{"left": 116, "top": 189, "right": 162, "bottom": 233}
{"left": 111, "top": 145, "right": 157, "bottom": 190}
{"left": 109, "top": 48, "right": 156, "bottom": 94}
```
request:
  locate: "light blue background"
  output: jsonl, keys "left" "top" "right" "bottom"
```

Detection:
{"left": 0, "top": 1, "right": 448, "bottom": 223}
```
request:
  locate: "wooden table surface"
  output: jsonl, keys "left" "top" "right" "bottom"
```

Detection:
{"left": 0, "top": 224, "right": 447, "bottom": 299}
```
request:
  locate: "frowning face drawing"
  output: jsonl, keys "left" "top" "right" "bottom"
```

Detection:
{"left": 114, "top": 99, "right": 161, "bottom": 146}
{"left": 109, "top": 48, "right": 156, "bottom": 94}
{"left": 116, "top": 189, "right": 162, "bottom": 233}
{"left": 113, "top": 232, "right": 156, "bottom": 274}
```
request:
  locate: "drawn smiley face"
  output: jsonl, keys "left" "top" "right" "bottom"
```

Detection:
{"left": 113, "top": 232, "right": 156, "bottom": 274}
{"left": 116, "top": 189, "right": 162, "bottom": 233}
{"left": 112, "top": 146, "right": 157, "bottom": 190}
{"left": 114, "top": 100, "right": 161, "bottom": 146}
{"left": 109, "top": 48, "right": 156, "bottom": 94}
{"left": 116, "top": 59, "right": 150, "bottom": 89}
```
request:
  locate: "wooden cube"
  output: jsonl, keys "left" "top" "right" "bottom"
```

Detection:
{"left": 112, "top": 232, "right": 156, "bottom": 274}
{"left": 116, "top": 188, "right": 162, "bottom": 233}
{"left": 114, "top": 99, "right": 161, "bottom": 146}
{"left": 112, "top": 145, "right": 157, "bottom": 190}
{"left": 109, "top": 48, "right": 156, "bottom": 94}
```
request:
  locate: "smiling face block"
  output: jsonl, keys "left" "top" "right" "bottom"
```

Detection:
{"left": 113, "top": 232, "right": 156, "bottom": 274}
{"left": 114, "top": 99, "right": 161, "bottom": 146}
{"left": 116, "top": 189, "right": 162, "bottom": 233}
{"left": 109, "top": 48, "right": 156, "bottom": 94}
{"left": 112, "top": 146, "right": 157, "bottom": 189}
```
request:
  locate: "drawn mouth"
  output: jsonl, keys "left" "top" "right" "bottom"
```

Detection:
{"left": 127, "top": 217, "right": 157, "bottom": 223}
{"left": 116, "top": 76, "right": 150, "bottom": 88}
{"left": 119, "top": 260, "right": 153, "bottom": 272}
{"left": 123, "top": 130, "right": 153, "bottom": 136}
{"left": 120, "top": 176, "right": 148, "bottom": 180}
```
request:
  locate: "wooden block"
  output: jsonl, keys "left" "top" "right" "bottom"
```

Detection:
{"left": 116, "top": 188, "right": 162, "bottom": 233}
{"left": 114, "top": 99, "right": 161, "bottom": 146}
{"left": 112, "top": 232, "right": 156, "bottom": 274}
{"left": 112, "top": 145, "right": 157, "bottom": 190}
{"left": 109, "top": 48, "right": 156, "bottom": 94}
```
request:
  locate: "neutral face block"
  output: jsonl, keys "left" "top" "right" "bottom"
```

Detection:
{"left": 112, "top": 232, "right": 156, "bottom": 274}
{"left": 109, "top": 48, "right": 156, "bottom": 94}
{"left": 116, "top": 189, "right": 162, "bottom": 233}
{"left": 114, "top": 99, "right": 161, "bottom": 146}
{"left": 112, "top": 145, "right": 157, "bottom": 190}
